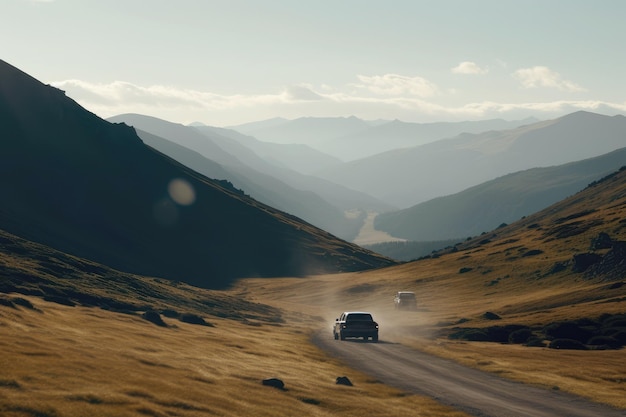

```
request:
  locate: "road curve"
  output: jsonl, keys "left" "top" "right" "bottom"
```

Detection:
{"left": 312, "top": 331, "right": 626, "bottom": 417}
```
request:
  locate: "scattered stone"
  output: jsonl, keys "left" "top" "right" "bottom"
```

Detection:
{"left": 262, "top": 378, "right": 285, "bottom": 390}
{"left": 483, "top": 311, "right": 501, "bottom": 320}
{"left": 300, "top": 398, "right": 321, "bottom": 405}
{"left": 336, "top": 376, "right": 353, "bottom": 386}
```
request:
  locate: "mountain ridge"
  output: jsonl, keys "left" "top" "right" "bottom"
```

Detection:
{"left": 108, "top": 113, "right": 393, "bottom": 240}
{"left": 374, "top": 146, "right": 626, "bottom": 245}
{"left": 0, "top": 59, "right": 395, "bottom": 288}
{"left": 315, "top": 111, "right": 626, "bottom": 208}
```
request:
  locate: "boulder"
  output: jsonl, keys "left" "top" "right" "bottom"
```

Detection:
{"left": 262, "top": 378, "right": 285, "bottom": 390}
{"left": 336, "top": 376, "right": 353, "bottom": 386}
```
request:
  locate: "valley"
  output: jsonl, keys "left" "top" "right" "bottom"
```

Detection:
{"left": 351, "top": 211, "right": 406, "bottom": 246}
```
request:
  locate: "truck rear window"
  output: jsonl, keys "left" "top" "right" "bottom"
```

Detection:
{"left": 346, "top": 313, "right": 373, "bottom": 322}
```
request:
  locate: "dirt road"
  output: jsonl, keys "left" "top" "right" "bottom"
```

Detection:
{"left": 312, "top": 332, "right": 626, "bottom": 417}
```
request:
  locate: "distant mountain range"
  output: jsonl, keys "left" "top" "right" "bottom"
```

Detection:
{"left": 113, "top": 111, "right": 626, "bottom": 250}
{"left": 314, "top": 111, "right": 626, "bottom": 208}
{"left": 0, "top": 59, "right": 394, "bottom": 288}
{"left": 107, "top": 114, "right": 393, "bottom": 241}
{"left": 228, "top": 116, "right": 538, "bottom": 161}
{"left": 374, "top": 147, "right": 626, "bottom": 242}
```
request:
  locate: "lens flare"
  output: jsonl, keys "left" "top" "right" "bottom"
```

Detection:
{"left": 168, "top": 178, "right": 196, "bottom": 206}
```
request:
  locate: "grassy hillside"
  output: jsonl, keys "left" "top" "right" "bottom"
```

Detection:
{"left": 241, "top": 167, "right": 626, "bottom": 409}
{"left": 0, "top": 228, "right": 466, "bottom": 417}
{"left": 1, "top": 154, "right": 626, "bottom": 416}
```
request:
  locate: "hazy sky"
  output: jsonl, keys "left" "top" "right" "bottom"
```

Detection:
{"left": 3, "top": 0, "right": 626, "bottom": 126}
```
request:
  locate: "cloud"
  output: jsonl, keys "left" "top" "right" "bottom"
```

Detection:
{"left": 52, "top": 79, "right": 281, "bottom": 110}
{"left": 284, "top": 84, "right": 325, "bottom": 101}
{"left": 512, "top": 66, "right": 586, "bottom": 92}
{"left": 451, "top": 61, "right": 488, "bottom": 75}
{"left": 50, "top": 74, "right": 623, "bottom": 126}
{"left": 352, "top": 74, "right": 439, "bottom": 98}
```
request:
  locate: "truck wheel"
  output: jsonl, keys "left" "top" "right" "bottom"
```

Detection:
{"left": 372, "top": 334, "right": 378, "bottom": 342}
{"left": 340, "top": 332, "right": 346, "bottom": 341}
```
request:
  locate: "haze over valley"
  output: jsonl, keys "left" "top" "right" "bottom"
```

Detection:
{"left": 108, "top": 109, "right": 626, "bottom": 260}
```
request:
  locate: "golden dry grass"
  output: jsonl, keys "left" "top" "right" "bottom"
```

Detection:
{"left": 0, "top": 295, "right": 469, "bottom": 417}
{"left": 237, "top": 186, "right": 626, "bottom": 410}
{"left": 238, "top": 261, "right": 626, "bottom": 410}
{"left": 2, "top": 156, "right": 626, "bottom": 416}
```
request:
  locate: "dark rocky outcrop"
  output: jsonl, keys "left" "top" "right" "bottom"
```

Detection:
{"left": 571, "top": 233, "right": 626, "bottom": 280}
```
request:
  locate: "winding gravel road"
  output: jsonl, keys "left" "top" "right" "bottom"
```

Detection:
{"left": 312, "top": 332, "right": 625, "bottom": 417}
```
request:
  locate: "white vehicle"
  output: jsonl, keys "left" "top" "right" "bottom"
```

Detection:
{"left": 394, "top": 291, "right": 417, "bottom": 310}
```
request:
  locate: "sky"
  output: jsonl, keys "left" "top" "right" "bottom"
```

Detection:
{"left": 3, "top": 0, "right": 626, "bottom": 127}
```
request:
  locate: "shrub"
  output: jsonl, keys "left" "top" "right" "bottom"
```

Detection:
{"left": 180, "top": 313, "right": 213, "bottom": 326}
{"left": 509, "top": 328, "right": 533, "bottom": 344}
{"left": 12, "top": 297, "right": 36, "bottom": 310}
{"left": 603, "top": 318, "right": 626, "bottom": 328}
{"left": 142, "top": 310, "right": 167, "bottom": 327}
{"left": 484, "top": 326, "right": 510, "bottom": 343}
{"left": 525, "top": 337, "right": 547, "bottom": 347}
{"left": 0, "top": 297, "right": 15, "bottom": 308}
{"left": 549, "top": 339, "right": 588, "bottom": 350}
{"left": 545, "top": 321, "right": 593, "bottom": 343}
{"left": 161, "top": 309, "right": 180, "bottom": 318}
{"left": 611, "top": 330, "right": 626, "bottom": 345}
{"left": 43, "top": 295, "right": 76, "bottom": 307}
{"left": 449, "top": 328, "right": 489, "bottom": 341}
{"left": 587, "top": 335, "right": 622, "bottom": 349}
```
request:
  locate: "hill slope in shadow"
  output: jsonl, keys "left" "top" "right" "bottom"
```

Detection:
{"left": 0, "top": 59, "right": 394, "bottom": 289}
{"left": 108, "top": 113, "right": 391, "bottom": 241}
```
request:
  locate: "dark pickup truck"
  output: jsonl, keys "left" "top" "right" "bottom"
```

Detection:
{"left": 333, "top": 311, "right": 379, "bottom": 342}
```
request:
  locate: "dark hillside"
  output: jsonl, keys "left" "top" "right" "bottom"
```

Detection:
{"left": 0, "top": 59, "right": 394, "bottom": 288}
{"left": 375, "top": 147, "right": 626, "bottom": 242}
